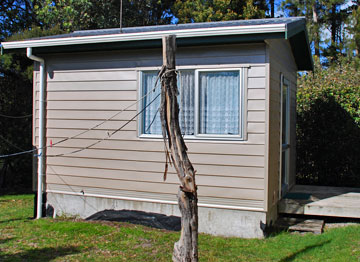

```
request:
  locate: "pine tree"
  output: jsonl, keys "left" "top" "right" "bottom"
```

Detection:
{"left": 282, "top": 0, "right": 359, "bottom": 61}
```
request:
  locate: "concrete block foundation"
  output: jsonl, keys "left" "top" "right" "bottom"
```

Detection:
{"left": 47, "top": 193, "right": 267, "bottom": 238}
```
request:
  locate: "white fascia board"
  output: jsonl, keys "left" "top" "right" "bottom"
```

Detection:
{"left": 2, "top": 23, "right": 286, "bottom": 50}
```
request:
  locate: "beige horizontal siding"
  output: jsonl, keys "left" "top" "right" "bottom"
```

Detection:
{"left": 41, "top": 91, "right": 137, "bottom": 101}
{"left": 36, "top": 100, "right": 138, "bottom": 110}
{"left": 248, "top": 111, "right": 266, "bottom": 122}
{"left": 47, "top": 70, "right": 137, "bottom": 82}
{"left": 248, "top": 122, "right": 265, "bottom": 133}
{"left": 248, "top": 89, "right": 266, "bottom": 99}
{"left": 47, "top": 174, "right": 264, "bottom": 200}
{"left": 47, "top": 156, "right": 265, "bottom": 178}
{"left": 35, "top": 128, "right": 266, "bottom": 144}
{"left": 39, "top": 110, "right": 136, "bottom": 121}
{"left": 46, "top": 165, "right": 264, "bottom": 189}
{"left": 36, "top": 119, "right": 137, "bottom": 131}
{"left": 33, "top": 43, "right": 268, "bottom": 210}
{"left": 37, "top": 120, "right": 264, "bottom": 134}
{"left": 248, "top": 78, "right": 266, "bottom": 89}
{"left": 46, "top": 147, "right": 265, "bottom": 167}
{"left": 248, "top": 66, "right": 266, "bottom": 78}
{"left": 248, "top": 100, "right": 266, "bottom": 111}
{"left": 38, "top": 138, "right": 265, "bottom": 155}
{"left": 36, "top": 81, "right": 136, "bottom": 91}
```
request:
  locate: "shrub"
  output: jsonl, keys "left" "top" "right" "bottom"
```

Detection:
{"left": 0, "top": 70, "right": 33, "bottom": 192}
{"left": 296, "top": 57, "right": 360, "bottom": 187}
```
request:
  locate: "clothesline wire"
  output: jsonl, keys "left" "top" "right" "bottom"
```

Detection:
{"left": 47, "top": 93, "right": 160, "bottom": 157}
{"left": 0, "top": 135, "right": 27, "bottom": 152}
{"left": 0, "top": 113, "right": 33, "bottom": 119}
{"left": 0, "top": 67, "right": 168, "bottom": 159}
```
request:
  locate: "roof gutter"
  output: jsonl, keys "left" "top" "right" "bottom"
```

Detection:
{"left": 27, "top": 47, "right": 46, "bottom": 219}
{"left": 2, "top": 24, "right": 286, "bottom": 50}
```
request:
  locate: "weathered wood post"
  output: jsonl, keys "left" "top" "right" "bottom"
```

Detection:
{"left": 160, "top": 35, "right": 199, "bottom": 262}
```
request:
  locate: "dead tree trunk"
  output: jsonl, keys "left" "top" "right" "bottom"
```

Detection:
{"left": 159, "top": 35, "right": 198, "bottom": 262}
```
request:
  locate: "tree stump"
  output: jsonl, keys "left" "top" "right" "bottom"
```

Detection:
{"left": 160, "top": 35, "right": 198, "bottom": 262}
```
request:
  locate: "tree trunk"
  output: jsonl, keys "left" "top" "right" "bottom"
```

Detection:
{"left": 270, "top": 0, "right": 275, "bottom": 18}
{"left": 331, "top": 4, "right": 337, "bottom": 45}
{"left": 160, "top": 35, "right": 198, "bottom": 262}
{"left": 312, "top": 2, "right": 321, "bottom": 58}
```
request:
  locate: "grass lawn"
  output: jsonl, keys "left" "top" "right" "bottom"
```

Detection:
{"left": 0, "top": 194, "right": 359, "bottom": 261}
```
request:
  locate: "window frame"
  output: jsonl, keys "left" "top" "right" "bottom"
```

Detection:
{"left": 138, "top": 66, "right": 247, "bottom": 141}
{"left": 138, "top": 70, "right": 162, "bottom": 137}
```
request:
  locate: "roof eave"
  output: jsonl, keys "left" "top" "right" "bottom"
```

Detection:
{"left": 4, "top": 32, "right": 284, "bottom": 56}
{"left": 1, "top": 20, "right": 313, "bottom": 70}
{"left": 2, "top": 23, "right": 286, "bottom": 50}
{"left": 286, "top": 20, "right": 314, "bottom": 71}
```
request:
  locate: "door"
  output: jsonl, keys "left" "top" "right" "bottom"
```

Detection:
{"left": 280, "top": 75, "right": 290, "bottom": 196}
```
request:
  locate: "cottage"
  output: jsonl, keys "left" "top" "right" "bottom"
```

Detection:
{"left": 1, "top": 17, "right": 313, "bottom": 238}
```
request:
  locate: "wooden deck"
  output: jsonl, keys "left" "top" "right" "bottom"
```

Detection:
{"left": 279, "top": 185, "right": 360, "bottom": 218}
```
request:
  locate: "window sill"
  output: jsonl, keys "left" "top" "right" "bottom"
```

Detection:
{"left": 139, "top": 134, "right": 246, "bottom": 142}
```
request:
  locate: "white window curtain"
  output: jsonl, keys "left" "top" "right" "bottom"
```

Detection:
{"left": 142, "top": 72, "right": 162, "bottom": 134}
{"left": 178, "top": 70, "right": 195, "bottom": 135}
{"left": 142, "top": 71, "right": 195, "bottom": 135}
{"left": 199, "top": 71, "right": 240, "bottom": 135}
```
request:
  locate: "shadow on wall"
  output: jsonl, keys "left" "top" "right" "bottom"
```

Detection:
{"left": 296, "top": 95, "right": 360, "bottom": 187}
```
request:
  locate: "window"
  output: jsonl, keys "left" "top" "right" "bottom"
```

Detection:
{"left": 140, "top": 68, "right": 244, "bottom": 139}
{"left": 141, "top": 70, "right": 195, "bottom": 135}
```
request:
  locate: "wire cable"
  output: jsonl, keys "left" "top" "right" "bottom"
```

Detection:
{"left": 0, "top": 135, "right": 36, "bottom": 158}
{"left": 0, "top": 113, "right": 33, "bottom": 119}
{"left": 0, "top": 148, "right": 37, "bottom": 159}
{"left": 0, "top": 135, "right": 27, "bottom": 151}
{"left": 47, "top": 93, "right": 161, "bottom": 157}
{"left": 145, "top": 107, "right": 160, "bottom": 133}
{"left": 0, "top": 71, "right": 164, "bottom": 159}
{"left": 50, "top": 79, "right": 162, "bottom": 148}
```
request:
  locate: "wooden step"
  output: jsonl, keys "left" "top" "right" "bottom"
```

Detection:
{"left": 276, "top": 217, "right": 324, "bottom": 234}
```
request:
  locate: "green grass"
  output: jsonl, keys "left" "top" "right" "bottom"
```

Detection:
{"left": 0, "top": 195, "right": 359, "bottom": 261}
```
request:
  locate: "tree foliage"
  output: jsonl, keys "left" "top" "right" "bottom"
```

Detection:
{"left": 0, "top": 68, "right": 33, "bottom": 192}
{"left": 347, "top": 1, "right": 360, "bottom": 56}
{"left": 0, "top": 0, "right": 35, "bottom": 41}
{"left": 33, "top": 0, "right": 175, "bottom": 32}
{"left": 173, "top": 0, "right": 267, "bottom": 23}
{"left": 34, "top": 0, "right": 92, "bottom": 32}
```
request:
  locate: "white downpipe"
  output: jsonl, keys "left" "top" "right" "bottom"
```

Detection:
{"left": 27, "top": 48, "right": 45, "bottom": 219}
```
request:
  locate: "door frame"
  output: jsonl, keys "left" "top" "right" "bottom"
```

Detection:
{"left": 279, "top": 74, "right": 291, "bottom": 197}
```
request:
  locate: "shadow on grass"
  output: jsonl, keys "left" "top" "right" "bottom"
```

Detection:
{"left": 0, "top": 217, "right": 32, "bottom": 224}
{"left": 0, "top": 238, "right": 13, "bottom": 244}
{"left": 0, "top": 189, "right": 33, "bottom": 196}
{"left": 0, "top": 246, "right": 81, "bottom": 262}
{"left": 87, "top": 209, "right": 181, "bottom": 231}
{"left": 279, "top": 240, "right": 331, "bottom": 262}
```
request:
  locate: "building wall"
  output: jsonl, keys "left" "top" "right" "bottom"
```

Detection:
{"left": 33, "top": 43, "right": 269, "bottom": 228}
{"left": 266, "top": 39, "right": 298, "bottom": 220}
